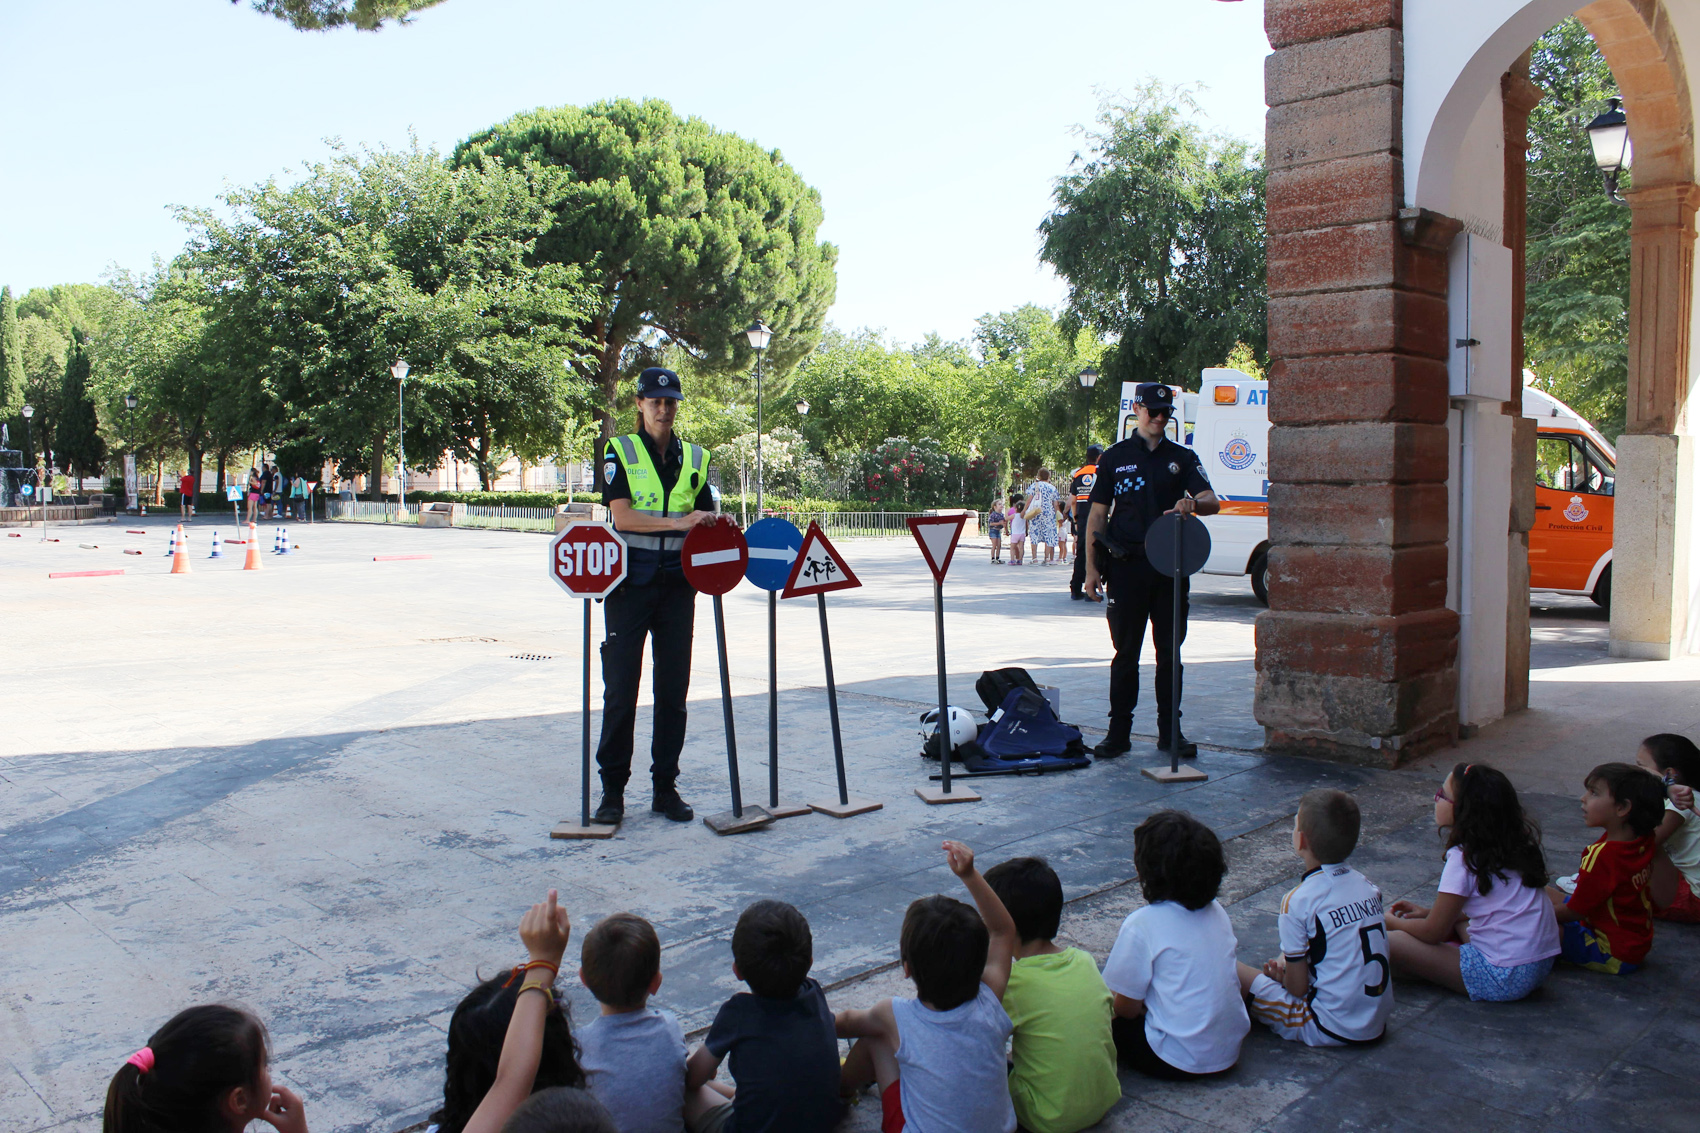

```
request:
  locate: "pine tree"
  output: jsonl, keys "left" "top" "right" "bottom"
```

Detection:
{"left": 54, "top": 336, "right": 105, "bottom": 485}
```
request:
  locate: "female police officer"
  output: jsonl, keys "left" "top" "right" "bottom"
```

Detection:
{"left": 1081, "top": 383, "right": 1219, "bottom": 759}
{"left": 593, "top": 367, "right": 716, "bottom": 824}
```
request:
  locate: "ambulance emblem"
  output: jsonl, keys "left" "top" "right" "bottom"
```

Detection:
{"left": 1220, "top": 436, "right": 1256, "bottom": 471}
{"left": 1564, "top": 495, "right": 1589, "bottom": 523}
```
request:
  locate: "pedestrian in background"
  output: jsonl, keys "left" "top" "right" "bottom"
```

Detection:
{"left": 988, "top": 495, "right": 1007, "bottom": 563}
{"left": 1008, "top": 494, "right": 1027, "bottom": 565}
{"left": 178, "top": 469, "right": 196, "bottom": 521}
{"left": 1025, "top": 469, "right": 1061, "bottom": 566}
{"left": 246, "top": 466, "right": 262, "bottom": 525}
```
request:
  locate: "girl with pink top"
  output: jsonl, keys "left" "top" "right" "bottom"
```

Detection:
{"left": 1384, "top": 763, "right": 1561, "bottom": 1001}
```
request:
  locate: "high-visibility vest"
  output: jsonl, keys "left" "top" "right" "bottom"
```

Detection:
{"left": 1071, "top": 463, "right": 1098, "bottom": 503}
{"left": 607, "top": 434, "right": 711, "bottom": 553}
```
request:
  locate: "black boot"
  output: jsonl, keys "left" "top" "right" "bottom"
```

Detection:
{"left": 1159, "top": 730, "right": 1199, "bottom": 759}
{"left": 1094, "top": 722, "right": 1132, "bottom": 759}
{"left": 592, "top": 792, "right": 625, "bottom": 824}
{"left": 651, "top": 788, "right": 695, "bottom": 822}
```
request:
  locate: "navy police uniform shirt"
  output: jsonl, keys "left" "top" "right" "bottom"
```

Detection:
{"left": 1088, "top": 435, "right": 1212, "bottom": 547}
{"left": 601, "top": 431, "right": 716, "bottom": 578}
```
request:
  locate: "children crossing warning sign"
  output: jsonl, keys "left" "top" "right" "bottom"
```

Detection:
{"left": 782, "top": 522, "right": 862, "bottom": 598}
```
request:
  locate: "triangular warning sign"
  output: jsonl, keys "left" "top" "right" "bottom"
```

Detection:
{"left": 906, "top": 514, "right": 968, "bottom": 583}
{"left": 782, "top": 521, "right": 862, "bottom": 598}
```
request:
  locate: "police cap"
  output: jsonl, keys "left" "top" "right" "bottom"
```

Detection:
{"left": 1134, "top": 383, "right": 1175, "bottom": 414}
{"left": 636, "top": 367, "right": 684, "bottom": 400}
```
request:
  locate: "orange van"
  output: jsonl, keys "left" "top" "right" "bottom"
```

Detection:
{"left": 1524, "top": 386, "right": 1615, "bottom": 611}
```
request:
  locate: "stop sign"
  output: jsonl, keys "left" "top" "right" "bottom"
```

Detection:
{"left": 682, "top": 517, "right": 748, "bottom": 595}
{"left": 550, "top": 523, "right": 628, "bottom": 598}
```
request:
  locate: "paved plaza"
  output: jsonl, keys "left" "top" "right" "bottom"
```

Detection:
{"left": 2, "top": 516, "right": 1697, "bottom": 1132}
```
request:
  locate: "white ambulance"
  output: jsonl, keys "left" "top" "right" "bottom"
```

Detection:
{"left": 1145, "top": 370, "right": 1617, "bottom": 608}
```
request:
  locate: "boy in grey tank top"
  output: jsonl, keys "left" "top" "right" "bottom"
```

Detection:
{"left": 835, "top": 841, "right": 1019, "bottom": 1133}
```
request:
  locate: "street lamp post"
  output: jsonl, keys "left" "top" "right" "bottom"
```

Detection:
{"left": 21, "top": 403, "right": 41, "bottom": 539}
{"left": 391, "top": 359, "right": 410, "bottom": 515}
{"left": 1077, "top": 365, "right": 1099, "bottom": 451}
{"left": 744, "top": 319, "right": 773, "bottom": 514}
{"left": 123, "top": 393, "right": 138, "bottom": 513}
{"left": 1585, "top": 97, "right": 1633, "bottom": 204}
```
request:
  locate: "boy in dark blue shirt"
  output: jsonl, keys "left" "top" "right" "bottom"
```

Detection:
{"left": 686, "top": 900, "right": 843, "bottom": 1132}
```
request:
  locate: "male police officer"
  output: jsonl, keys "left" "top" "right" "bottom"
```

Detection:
{"left": 1082, "top": 383, "right": 1218, "bottom": 759}
{"left": 593, "top": 367, "right": 716, "bottom": 824}
{"left": 1068, "top": 443, "right": 1103, "bottom": 600}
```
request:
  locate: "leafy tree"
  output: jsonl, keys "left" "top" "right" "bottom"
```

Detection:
{"left": 237, "top": 0, "right": 445, "bottom": 31}
{"left": 1, "top": 286, "right": 24, "bottom": 427}
{"left": 970, "top": 305, "right": 1105, "bottom": 474}
{"left": 54, "top": 336, "right": 106, "bottom": 484}
{"left": 456, "top": 99, "right": 838, "bottom": 439}
{"left": 183, "top": 143, "right": 594, "bottom": 494}
{"left": 1039, "top": 84, "right": 1265, "bottom": 392}
{"left": 1524, "top": 19, "right": 1630, "bottom": 437}
{"left": 786, "top": 329, "right": 960, "bottom": 457}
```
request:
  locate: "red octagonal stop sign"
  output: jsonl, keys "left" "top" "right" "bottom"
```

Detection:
{"left": 682, "top": 517, "right": 748, "bottom": 595}
{"left": 550, "top": 523, "right": 628, "bottom": 599}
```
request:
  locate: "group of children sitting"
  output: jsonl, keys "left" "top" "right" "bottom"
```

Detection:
{"left": 102, "top": 734, "right": 1699, "bottom": 1133}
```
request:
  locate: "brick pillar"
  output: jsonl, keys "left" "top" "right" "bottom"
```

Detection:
{"left": 1503, "top": 56, "right": 1542, "bottom": 714}
{"left": 1257, "top": 1, "right": 1460, "bottom": 765}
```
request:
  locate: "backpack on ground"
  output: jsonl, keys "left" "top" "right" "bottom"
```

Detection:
{"left": 968, "top": 686, "right": 1090, "bottom": 772}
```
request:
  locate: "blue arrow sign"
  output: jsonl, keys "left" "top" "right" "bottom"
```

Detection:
{"left": 743, "top": 517, "right": 803, "bottom": 592}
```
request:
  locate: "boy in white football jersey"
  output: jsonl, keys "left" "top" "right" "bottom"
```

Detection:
{"left": 1237, "top": 789, "right": 1393, "bottom": 1046}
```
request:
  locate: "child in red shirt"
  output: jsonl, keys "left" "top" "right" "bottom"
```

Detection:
{"left": 1547, "top": 763, "right": 1675, "bottom": 974}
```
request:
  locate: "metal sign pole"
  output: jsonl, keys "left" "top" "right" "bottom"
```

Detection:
{"left": 714, "top": 593, "right": 744, "bottom": 818}
{"left": 1170, "top": 514, "right": 1184, "bottom": 777}
{"left": 768, "top": 590, "right": 779, "bottom": 808}
{"left": 582, "top": 597, "right": 593, "bottom": 828}
{"left": 818, "top": 593, "right": 850, "bottom": 806}
{"left": 935, "top": 577, "right": 952, "bottom": 794}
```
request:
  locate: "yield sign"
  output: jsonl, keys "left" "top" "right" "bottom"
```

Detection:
{"left": 906, "top": 514, "right": 968, "bottom": 583}
{"left": 782, "top": 521, "right": 863, "bottom": 598}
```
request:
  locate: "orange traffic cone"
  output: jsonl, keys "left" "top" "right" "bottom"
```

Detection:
{"left": 170, "top": 524, "right": 192, "bottom": 574}
{"left": 243, "top": 522, "right": 263, "bottom": 571}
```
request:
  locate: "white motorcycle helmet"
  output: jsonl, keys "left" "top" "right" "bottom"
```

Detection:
{"left": 919, "top": 706, "right": 978, "bottom": 748}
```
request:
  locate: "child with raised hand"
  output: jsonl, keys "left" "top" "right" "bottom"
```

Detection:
{"left": 104, "top": 1004, "right": 307, "bottom": 1133}
{"left": 1383, "top": 765, "right": 1559, "bottom": 1001}
{"left": 1103, "top": 810, "right": 1248, "bottom": 1079}
{"left": 434, "top": 890, "right": 580, "bottom": 1133}
{"left": 1238, "top": 789, "right": 1394, "bottom": 1042}
{"left": 1635, "top": 733, "right": 1700, "bottom": 922}
{"left": 836, "top": 840, "right": 1018, "bottom": 1133}
{"left": 1547, "top": 764, "right": 1676, "bottom": 975}
{"left": 685, "top": 899, "right": 843, "bottom": 1132}
{"left": 983, "top": 857, "right": 1119, "bottom": 1133}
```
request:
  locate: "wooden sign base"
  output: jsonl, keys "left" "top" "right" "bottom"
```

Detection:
{"left": 914, "top": 785, "right": 981, "bottom": 805}
{"left": 550, "top": 820, "right": 619, "bottom": 839}
{"left": 703, "top": 806, "right": 775, "bottom": 835}
{"left": 1141, "top": 765, "right": 1209, "bottom": 783}
{"left": 765, "top": 801, "right": 814, "bottom": 820}
{"left": 810, "top": 797, "right": 883, "bottom": 819}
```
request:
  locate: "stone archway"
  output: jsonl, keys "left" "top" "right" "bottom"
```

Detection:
{"left": 1257, "top": 0, "right": 1699, "bottom": 765}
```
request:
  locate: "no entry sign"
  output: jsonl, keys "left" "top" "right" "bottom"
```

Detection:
{"left": 744, "top": 517, "right": 803, "bottom": 592}
{"left": 682, "top": 517, "right": 749, "bottom": 596}
{"left": 549, "top": 523, "right": 628, "bottom": 599}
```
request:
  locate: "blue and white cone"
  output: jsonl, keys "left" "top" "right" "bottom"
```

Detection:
{"left": 209, "top": 530, "right": 222, "bottom": 559}
{"left": 165, "top": 527, "right": 177, "bottom": 557}
{"left": 278, "top": 526, "right": 290, "bottom": 555}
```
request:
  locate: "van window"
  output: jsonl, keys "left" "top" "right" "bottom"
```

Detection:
{"left": 1536, "top": 435, "right": 1613, "bottom": 496}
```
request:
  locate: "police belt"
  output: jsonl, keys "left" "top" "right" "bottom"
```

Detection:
{"left": 620, "top": 531, "right": 686, "bottom": 552}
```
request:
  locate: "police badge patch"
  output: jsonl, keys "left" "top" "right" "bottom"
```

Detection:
{"left": 604, "top": 460, "right": 617, "bottom": 485}
{"left": 1168, "top": 462, "right": 1181, "bottom": 475}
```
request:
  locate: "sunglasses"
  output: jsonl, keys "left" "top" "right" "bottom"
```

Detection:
{"left": 1143, "top": 405, "right": 1174, "bottom": 419}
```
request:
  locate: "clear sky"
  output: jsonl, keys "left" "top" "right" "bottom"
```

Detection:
{"left": 0, "top": 0, "right": 1270, "bottom": 345}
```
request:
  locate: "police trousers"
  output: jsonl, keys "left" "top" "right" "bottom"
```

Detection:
{"left": 1070, "top": 504, "right": 1091, "bottom": 595}
{"left": 1101, "top": 547, "right": 1188, "bottom": 736}
{"left": 594, "top": 572, "right": 696, "bottom": 793}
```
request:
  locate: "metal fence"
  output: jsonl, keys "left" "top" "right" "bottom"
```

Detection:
{"left": 760, "top": 510, "right": 983, "bottom": 539}
{"left": 456, "top": 504, "right": 556, "bottom": 533}
{"left": 325, "top": 500, "right": 984, "bottom": 539}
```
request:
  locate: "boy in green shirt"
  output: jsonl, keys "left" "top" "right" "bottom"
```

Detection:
{"left": 984, "top": 857, "right": 1122, "bottom": 1133}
